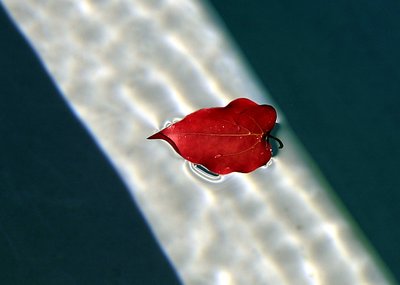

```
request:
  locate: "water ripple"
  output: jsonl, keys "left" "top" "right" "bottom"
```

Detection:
{"left": 3, "top": 1, "right": 393, "bottom": 284}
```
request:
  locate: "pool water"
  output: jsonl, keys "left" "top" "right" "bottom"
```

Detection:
{"left": 2, "top": 1, "right": 399, "bottom": 284}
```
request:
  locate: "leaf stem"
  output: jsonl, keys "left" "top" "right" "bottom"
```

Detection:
{"left": 268, "top": 134, "right": 284, "bottom": 149}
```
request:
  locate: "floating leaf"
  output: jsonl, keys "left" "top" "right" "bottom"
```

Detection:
{"left": 148, "top": 98, "right": 282, "bottom": 174}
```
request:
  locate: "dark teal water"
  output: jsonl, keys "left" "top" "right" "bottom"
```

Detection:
{"left": 0, "top": 5, "right": 181, "bottom": 285}
{"left": 208, "top": 0, "right": 400, "bottom": 282}
{"left": 1, "top": 1, "right": 400, "bottom": 284}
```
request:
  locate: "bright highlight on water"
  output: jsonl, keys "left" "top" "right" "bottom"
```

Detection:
{"left": 3, "top": 0, "right": 394, "bottom": 284}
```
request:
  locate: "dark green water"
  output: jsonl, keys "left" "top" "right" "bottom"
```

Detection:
{"left": 208, "top": 0, "right": 400, "bottom": 282}
{"left": 0, "top": 5, "right": 181, "bottom": 285}
{"left": 1, "top": 0, "right": 400, "bottom": 284}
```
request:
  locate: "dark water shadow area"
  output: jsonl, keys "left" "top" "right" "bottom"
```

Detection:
{"left": 208, "top": 0, "right": 400, "bottom": 283}
{"left": 0, "top": 5, "right": 181, "bottom": 285}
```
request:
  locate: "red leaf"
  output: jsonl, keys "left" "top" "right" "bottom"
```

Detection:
{"left": 148, "top": 98, "right": 281, "bottom": 175}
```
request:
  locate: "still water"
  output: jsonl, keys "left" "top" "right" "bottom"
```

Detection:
{"left": 2, "top": 0, "right": 394, "bottom": 284}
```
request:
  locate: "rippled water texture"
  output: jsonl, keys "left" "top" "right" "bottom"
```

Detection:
{"left": 3, "top": 1, "right": 393, "bottom": 284}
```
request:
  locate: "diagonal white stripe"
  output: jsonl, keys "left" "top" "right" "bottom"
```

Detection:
{"left": 3, "top": 1, "right": 393, "bottom": 284}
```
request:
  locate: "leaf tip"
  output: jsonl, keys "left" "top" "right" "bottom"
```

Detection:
{"left": 147, "top": 130, "right": 168, "bottom": 140}
{"left": 147, "top": 133, "right": 159, "bottom": 140}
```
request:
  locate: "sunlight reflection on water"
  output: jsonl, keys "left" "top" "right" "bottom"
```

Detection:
{"left": 3, "top": 0, "right": 394, "bottom": 284}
